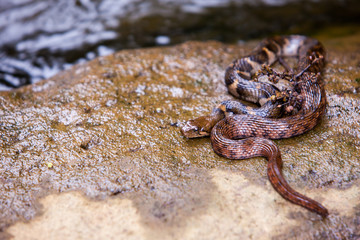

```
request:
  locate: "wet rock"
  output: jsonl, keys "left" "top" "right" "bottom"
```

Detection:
{"left": 1, "top": 31, "right": 360, "bottom": 239}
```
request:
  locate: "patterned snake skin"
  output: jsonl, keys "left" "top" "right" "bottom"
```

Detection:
{"left": 181, "top": 35, "right": 328, "bottom": 217}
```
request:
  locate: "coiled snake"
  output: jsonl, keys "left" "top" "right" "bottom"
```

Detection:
{"left": 181, "top": 35, "right": 328, "bottom": 217}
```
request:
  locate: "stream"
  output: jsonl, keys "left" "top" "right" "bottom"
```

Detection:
{"left": 0, "top": 0, "right": 359, "bottom": 90}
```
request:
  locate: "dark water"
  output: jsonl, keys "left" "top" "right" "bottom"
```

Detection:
{"left": 0, "top": 0, "right": 359, "bottom": 90}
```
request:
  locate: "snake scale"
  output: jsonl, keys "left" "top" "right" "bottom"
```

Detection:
{"left": 181, "top": 35, "right": 329, "bottom": 217}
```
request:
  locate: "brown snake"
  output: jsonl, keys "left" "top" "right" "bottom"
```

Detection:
{"left": 181, "top": 35, "right": 329, "bottom": 217}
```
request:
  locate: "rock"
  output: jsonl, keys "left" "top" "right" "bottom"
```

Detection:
{"left": 1, "top": 32, "right": 360, "bottom": 239}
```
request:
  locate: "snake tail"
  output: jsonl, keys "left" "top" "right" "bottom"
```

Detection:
{"left": 210, "top": 133, "right": 328, "bottom": 217}
{"left": 267, "top": 153, "right": 329, "bottom": 217}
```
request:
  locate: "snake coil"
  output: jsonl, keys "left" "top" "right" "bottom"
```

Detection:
{"left": 181, "top": 35, "right": 328, "bottom": 217}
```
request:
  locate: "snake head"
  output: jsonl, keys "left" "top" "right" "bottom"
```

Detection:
{"left": 180, "top": 116, "right": 213, "bottom": 138}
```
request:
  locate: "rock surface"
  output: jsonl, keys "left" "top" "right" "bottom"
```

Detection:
{"left": 1, "top": 30, "right": 360, "bottom": 239}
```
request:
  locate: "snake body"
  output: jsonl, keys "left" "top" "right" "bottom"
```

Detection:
{"left": 181, "top": 35, "right": 329, "bottom": 217}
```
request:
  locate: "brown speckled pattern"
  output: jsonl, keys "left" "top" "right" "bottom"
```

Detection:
{"left": 186, "top": 35, "right": 329, "bottom": 217}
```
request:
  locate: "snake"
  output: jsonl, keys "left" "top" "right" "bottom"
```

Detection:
{"left": 181, "top": 35, "right": 329, "bottom": 217}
